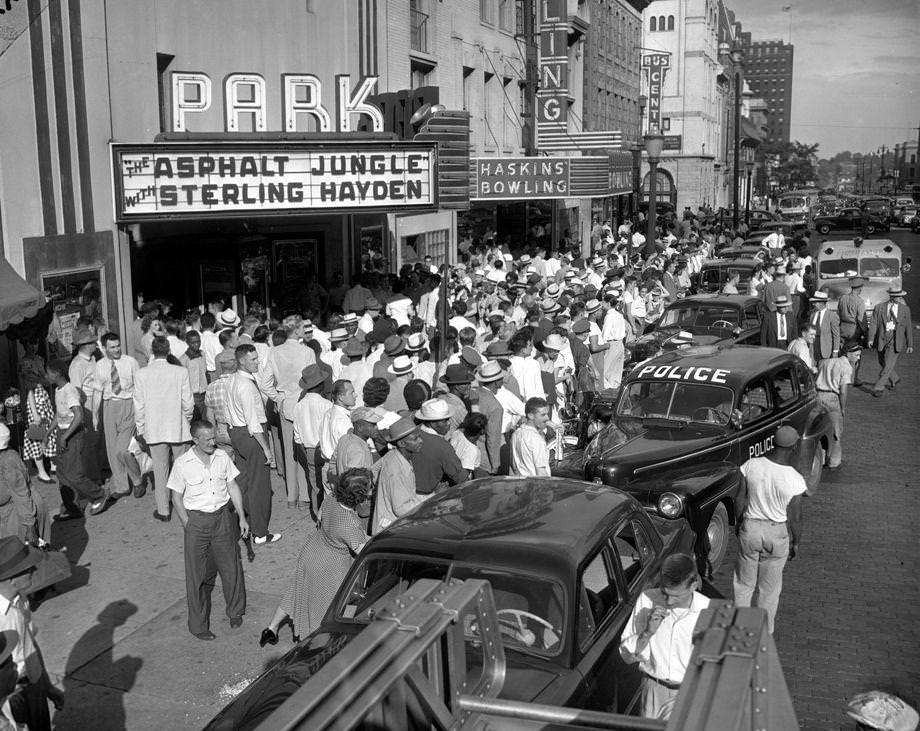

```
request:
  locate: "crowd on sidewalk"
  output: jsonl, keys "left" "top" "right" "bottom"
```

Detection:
{"left": 0, "top": 205, "right": 912, "bottom": 726}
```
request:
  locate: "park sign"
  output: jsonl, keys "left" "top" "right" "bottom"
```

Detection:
{"left": 111, "top": 141, "right": 438, "bottom": 222}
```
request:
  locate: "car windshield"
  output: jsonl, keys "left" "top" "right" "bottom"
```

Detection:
{"left": 779, "top": 197, "right": 806, "bottom": 209}
{"left": 338, "top": 556, "right": 567, "bottom": 657}
{"left": 616, "top": 380, "right": 735, "bottom": 426}
{"left": 860, "top": 257, "right": 900, "bottom": 278}
{"left": 659, "top": 303, "right": 739, "bottom": 332}
{"left": 819, "top": 257, "right": 858, "bottom": 278}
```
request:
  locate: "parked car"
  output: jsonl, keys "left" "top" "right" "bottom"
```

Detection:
{"left": 691, "top": 258, "right": 761, "bottom": 295}
{"left": 813, "top": 207, "right": 890, "bottom": 235}
{"left": 554, "top": 346, "right": 833, "bottom": 574}
{"left": 627, "top": 295, "right": 763, "bottom": 367}
{"left": 896, "top": 205, "right": 918, "bottom": 226}
{"left": 861, "top": 197, "right": 892, "bottom": 223}
{"left": 205, "top": 478, "right": 707, "bottom": 729}
{"left": 713, "top": 244, "right": 769, "bottom": 261}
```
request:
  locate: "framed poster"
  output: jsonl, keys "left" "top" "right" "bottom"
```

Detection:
{"left": 41, "top": 267, "right": 106, "bottom": 356}
{"left": 272, "top": 237, "right": 321, "bottom": 312}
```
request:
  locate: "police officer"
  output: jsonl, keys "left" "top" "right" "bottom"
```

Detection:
{"left": 837, "top": 275, "right": 868, "bottom": 384}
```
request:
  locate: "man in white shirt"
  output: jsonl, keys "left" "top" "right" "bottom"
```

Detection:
{"left": 198, "top": 312, "right": 222, "bottom": 380}
{"left": 507, "top": 331, "right": 544, "bottom": 401}
{"left": 259, "top": 315, "right": 316, "bottom": 507}
{"left": 93, "top": 333, "right": 140, "bottom": 498}
{"left": 319, "top": 379, "right": 357, "bottom": 463}
{"left": 168, "top": 420, "right": 249, "bottom": 641}
{"left": 417, "top": 275, "right": 441, "bottom": 330}
{"left": 733, "top": 425, "right": 806, "bottom": 633}
{"left": 787, "top": 324, "right": 817, "bottom": 373}
{"left": 292, "top": 365, "right": 332, "bottom": 518}
{"left": 227, "top": 344, "right": 280, "bottom": 545}
{"left": 510, "top": 397, "right": 551, "bottom": 477}
{"left": 134, "top": 336, "right": 193, "bottom": 522}
{"left": 372, "top": 417, "right": 425, "bottom": 534}
{"left": 620, "top": 553, "right": 710, "bottom": 719}
{"left": 600, "top": 295, "right": 627, "bottom": 390}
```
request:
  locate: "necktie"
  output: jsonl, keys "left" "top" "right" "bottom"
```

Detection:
{"left": 778, "top": 314, "right": 786, "bottom": 341}
{"left": 111, "top": 360, "right": 122, "bottom": 395}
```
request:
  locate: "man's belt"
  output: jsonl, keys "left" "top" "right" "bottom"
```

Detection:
{"left": 643, "top": 672, "right": 681, "bottom": 690}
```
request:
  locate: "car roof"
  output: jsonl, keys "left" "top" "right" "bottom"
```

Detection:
{"left": 369, "top": 477, "right": 636, "bottom": 576}
{"left": 818, "top": 239, "right": 901, "bottom": 256}
{"left": 674, "top": 294, "right": 757, "bottom": 308}
{"left": 626, "top": 344, "right": 794, "bottom": 391}
{"left": 702, "top": 258, "right": 759, "bottom": 269}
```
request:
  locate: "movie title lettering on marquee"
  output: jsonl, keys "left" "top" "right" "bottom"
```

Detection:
{"left": 170, "top": 72, "right": 386, "bottom": 134}
{"left": 642, "top": 52, "right": 671, "bottom": 132}
{"left": 111, "top": 142, "right": 437, "bottom": 222}
{"left": 536, "top": 0, "right": 622, "bottom": 151}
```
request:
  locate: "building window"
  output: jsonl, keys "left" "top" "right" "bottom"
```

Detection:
{"left": 499, "top": 0, "right": 513, "bottom": 31}
{"left": 659, "top": 15, "right": 665, "bottom": 29}
{"left": 410, "top": 0, "right": 429, "bottom": 53}
{"left": 650, "top": 16, "right": 657, "bottom": 31}
{"left": 480, "top": 0, "right": 491, "bottom": 24}
{"left": 667, "top": 15, "right": 674, "bottom": 30}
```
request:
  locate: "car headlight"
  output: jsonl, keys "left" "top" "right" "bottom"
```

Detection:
{"left": 658, "top": 492, "right": 684, "bottom": 518}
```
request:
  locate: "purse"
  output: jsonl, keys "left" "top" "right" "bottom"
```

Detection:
{"left": 25, "top": 423, "right": 47, "bottom": 441}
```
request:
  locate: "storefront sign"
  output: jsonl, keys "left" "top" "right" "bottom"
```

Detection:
{"left": 471, "top": 153, "right": 632, "bottom": 201}
{"left": 537, "top": 0, "right": 622, "bottom": 151}
{"left": 642, "top": 52, "right": 671, "bottom": 132}
{"left": 663, "top": 135, "right": 682, "bottom": 151}
{"left": 112, "top": 142, "right": 438, "bottom": 222}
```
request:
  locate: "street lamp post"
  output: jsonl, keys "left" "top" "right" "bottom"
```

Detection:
{"left": 644, "top": 127, "right": 665, "bottom": 259}
{"left": 731, "top": 44, "right": 743, "bottom": 230}
{"left": 744, "top": 156, "right": 755, "bottom": 226}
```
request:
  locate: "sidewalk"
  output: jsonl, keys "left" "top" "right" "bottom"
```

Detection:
{"left": 32, "top": 472, "right": 313, "bottom": 730}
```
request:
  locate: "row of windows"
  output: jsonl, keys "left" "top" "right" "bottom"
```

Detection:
{"left": 649, "top": 15, "right": 674, "bottom": 31}
{"left": 480, "top": 0, "right": 517, "bottom": 32}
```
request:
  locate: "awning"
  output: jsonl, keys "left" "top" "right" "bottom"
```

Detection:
{"left": 0, "top": 256, "right": 46, "bottom": 332}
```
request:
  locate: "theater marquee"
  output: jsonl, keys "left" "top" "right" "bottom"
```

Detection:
{"left": 112, "top": 141, "right": 438, "bottom": 222}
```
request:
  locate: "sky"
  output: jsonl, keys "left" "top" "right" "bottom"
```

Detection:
{"left": 728, "top": 0, "right": 919, "bottom": 158}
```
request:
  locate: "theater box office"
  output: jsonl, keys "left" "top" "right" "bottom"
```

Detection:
{"left": 113, "top": 139, "right": 442, "bottom": 316}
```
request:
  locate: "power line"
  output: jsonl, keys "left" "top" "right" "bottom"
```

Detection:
{"left": 0, "top": 0, "right": 51, "bottom": 61}
{"left": 791, "top": 122, "right": 917, "bottom": 130}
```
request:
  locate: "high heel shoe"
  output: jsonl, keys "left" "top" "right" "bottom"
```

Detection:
{"left": 259, "top": 628, "right": 278, "bottom": 647}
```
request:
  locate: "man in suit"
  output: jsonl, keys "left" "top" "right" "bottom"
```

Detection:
{"left": 761, "top": 261, "right": 790, "bottom": 313}
{"left": 473, "top": 361, "right": 506, "bottom": 475}
{"left": 808, "top": 292, "right": 840, "bottom": 366}
{"left": 869, "top": 288, "right": 913, "bottom": 397}
{"left": 761, "top": 296, "right": 796, "bottom": 349}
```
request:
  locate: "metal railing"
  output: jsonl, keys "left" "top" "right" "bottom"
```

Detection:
{"left": 410, "top": 8, "right": 428, "bottom": 53}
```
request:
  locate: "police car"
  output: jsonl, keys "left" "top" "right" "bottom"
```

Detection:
{"left": 555, "top": 345, "right": 833, "bottom": 574}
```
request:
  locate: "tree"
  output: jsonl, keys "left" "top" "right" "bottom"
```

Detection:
{"left": 763, "top": 140, "right": 820, "bottom": 190}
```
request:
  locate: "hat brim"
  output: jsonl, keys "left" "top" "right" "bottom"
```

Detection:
{"left": 476, "top": 373, "right": 504, "bottom": 383}
{"left": 299, "top": 376, "right": 325, "bottom": 390}
{"left": 0, "top": 544, "right": 43, "bottom": 582}
{"left": 388, "top": 366, "right": 413, "bottom": 376}
{"left": 386, "top": 426, "right": 420, "bottom": 442}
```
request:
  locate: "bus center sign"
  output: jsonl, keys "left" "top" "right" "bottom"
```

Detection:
{"left": 111, "top": 141, "right": 438, "bottom": 222}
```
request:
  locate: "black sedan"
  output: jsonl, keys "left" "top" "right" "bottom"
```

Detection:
{"left": 555, "top": 346, "right": 834, "bottom": 575}
{"left": 205, "top": 478, "right": 702, "bottom": 729}
{"left": 813, "top": 207, "right": 890, "bottom": 235}
{"left": 627, "top": 294, "right": 763, "bottom": 366}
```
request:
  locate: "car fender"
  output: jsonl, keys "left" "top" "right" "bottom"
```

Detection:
{"left": 799, "top": 401, "right": 833, "bottom": 452}
{"left": 627, "top": 461, "right": 742, "bottom": 528}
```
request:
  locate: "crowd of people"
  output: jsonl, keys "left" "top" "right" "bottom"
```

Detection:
{"left": 0, "top": 205, "right": 912, "bottom": 725}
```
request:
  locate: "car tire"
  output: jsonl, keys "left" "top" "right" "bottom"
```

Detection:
{"left": 806, "top": 442, "right": 824, "bottom": 493}
{"left": 705, "top": 503, "right": 729, "bottom": 574}
{"left": 818, "top": 224, "right": 830, "bottom": 235}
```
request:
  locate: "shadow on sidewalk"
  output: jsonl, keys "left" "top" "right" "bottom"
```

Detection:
{"left": 54, "top": 601, "right": 142, "bottom": 730}
{"left": 47, "top": 517, "right": 91, "bottom": 599}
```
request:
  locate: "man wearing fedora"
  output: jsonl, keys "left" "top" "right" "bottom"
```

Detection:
{"left": 837, "top": 276, "right": 869, "bottom": 384}
{"left": 372, "top": 417, "right": 424, "bottom": 534}
{"left": 292, "top": 364, "right": 333, "bottom": 517}
{"left": 339, "top": 339, "right": 371, "bottom": 402}
{"left": 761, "top": 296, "right": 796, "bottom": 349}
{"left": 0, "top": 535, "right": 64, "bottom": 725}
{"left": 869, "top": 287, "right": 913, "bottom": 397}
{"left": 168, "top": 420, "right": 248, "bottom": 641}
{"left": 69, "top": 328, "right": 104, "bottom": 483}
{"left": 412, "top": 399, "right": 466, "bottom": 495}
{"left": 135, "top": 337, "right": 194, "bottom": 523}
{"left": 808, "top": 292, "right": 840, "bottom": 367}
{"left": 762, "top": 261, "right": 790, "bottom": 313}
{"left": 327, "top": 407, "right": 381, "bottom": 494}
{"left": 205, "top": 350, "right": 238, "bottom": 459}
{"left": 438, "top": 365, "right": 472, "bottom": 434}
{"left": 384, "top": 356, "right": 414, "bottom": 412}
{"left": 473, "top": 361, "right": 505, "bottom": 475}
{"left": 260, "top": 315, "right": 315, "bottom": 508}
{"left": 373, "top": 335, "right": 405, "bottom": 382}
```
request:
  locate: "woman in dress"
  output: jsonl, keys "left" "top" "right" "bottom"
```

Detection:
{"left": 259, "top": 467, "right": 372, "bottom": 646}
{"left": 19, "top": 359, "right": 55, "bottom": 483}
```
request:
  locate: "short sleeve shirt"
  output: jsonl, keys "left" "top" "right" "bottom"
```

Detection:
{"left": 54, "top": 383, "right": 81, "bottom": 428}
{"left": 166, "top": 448, "right": 240, "bottom": 512}
{"left": 510, "top": 423, "right": 550, "bottom": 477}
{"left": 814, "top": 356, "right": 852, "bottom": 395}
{"left": 740, "top": 457, "right": 807, "bottom": 522}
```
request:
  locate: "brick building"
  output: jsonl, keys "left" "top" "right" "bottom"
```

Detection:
{"left": 740, "top": 36, "right": 793, "bottom": 144}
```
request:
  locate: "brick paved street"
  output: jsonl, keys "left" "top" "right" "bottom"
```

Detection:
{"left": 28, "top": 231, "right": 920, "bottom": 729}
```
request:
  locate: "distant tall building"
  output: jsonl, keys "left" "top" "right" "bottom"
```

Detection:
{"left": 741, "top": 36, "right": 793, "bottom": 144}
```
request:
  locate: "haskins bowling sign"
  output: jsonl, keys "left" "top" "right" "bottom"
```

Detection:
{"left": 111, "top": 141, "right": 438, "bottom": 221}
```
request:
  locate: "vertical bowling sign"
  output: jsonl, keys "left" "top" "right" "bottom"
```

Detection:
{"left": 537, "top": 0, "right": 569, "bottom": 132}
{"left": 642, "top": 52, "right": 671, "bottom": 132}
